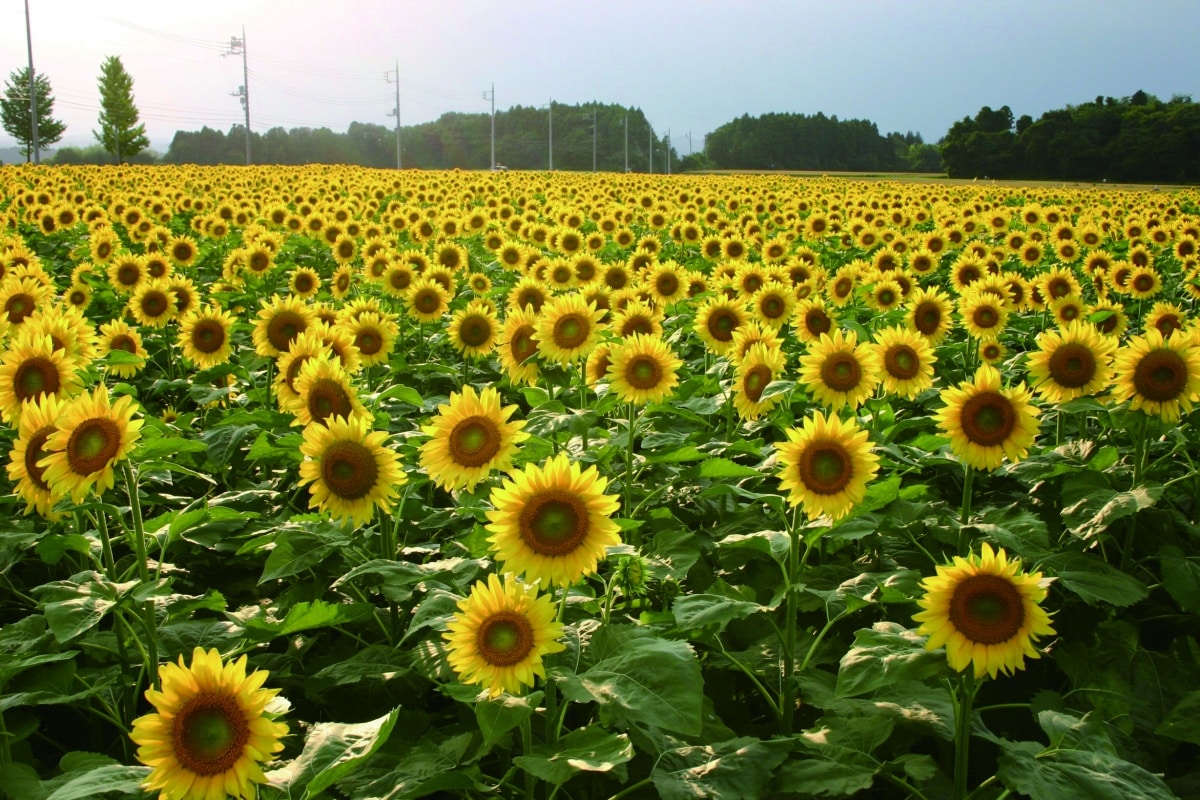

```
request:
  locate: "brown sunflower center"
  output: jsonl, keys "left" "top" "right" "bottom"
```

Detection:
{"left": 65, "top": 417, "right": 121, "bottom": 476}
{"left": 355, "top": 329, "right": 382, "bottom": 355}
{"left": 876, "top": 288, "right": 897, "bottom": 307}
{"left": 805, "top": 309, "right": 832, "bottom": 336}
{"left": 448, "top": 416, "right": 502, "bottom": 468}
{"left": 948, "top": 573, "right": 1025, "bottom": 645}
{"left": 620, "top": 315, "right": 654, "bottom": 337}
{"left": 1132, "top": 348, "right": 1187, "bottom": 403}
{"left": 459, "top": 316, "right": 492, "bottom": 348}
{"left": 798, "top": 441, "right": 853, "bottom": 495}
{"left": 1132, "top": 274, "right": 1155, "bottom": 293}
{"left": 914, "top": 302, "right": 943, "bottom": 335}
{"left": 172, "top": 691, "right": 250, "bottom": 776}
{"left": 141, "top": 290, "right": 170, "bottom": 318}
{"left": 552, "top": 313, "right": 590, "bottom": 350}
{"left": 294, "top": 273, "right": 315, "bottom": 293}
{"left": 511, "top": 326, "right": 537, "bottom": 363}
{"left": 959, "top": 391, "right": 1016, "bottom": 447}
{"left": 191, "top": 320, "right": 226, "bottom": 354}
{"left": 267, "top": 311, "right": 306, "bottom": 353}
{"left": 742, "top": 364, "right": 772, "bottom": 402}
{"left": 15, "top": 358, "right": 60, "bottom": 401}
{"left": 884, "top": 345, "right": 920, "bottom": 380}
{"left": 760, "top": 295, "right": 786, "bottom": 319}
{"left": 519, "top": 490, "right": 589, "bottom": 556}
{"left": 476, "top": 610, "right": 535, "bottom": 667}
{"left": 656, "top": 274, "right": 679, "bottom": 297}
{"left": 116, "top": 264, "right": 141, "bottom": 287}
{"left": 321, "top": 440, "right": 378, "bottom": 500}
{"left": 819, "top": 353, "right": 863, "bottom": 393}
{"left": 625, "top": 354, "right": 664, "bottom": 390}
{"left": 389, "top": 270, "right": 412, "bottom": 292}
{"left": 285, "top": 355, "right": 310, "bottom": 393}
{"left": 707, "top": 309, "right": 738, "bottom": 342}
{"left": 1154, "top": 314, "right": 1182, "bottom": 336}
{"left": 110, "top": 335, "right": 138, "bottom": 354}
{"left": 972, "top": 305, "right": 1000, "bottom": 330}
{"left": 306, "top": 378, "right": 353, "bottom": 424}
{"left": 415, "top": 289, "right": 440, "bottom": 313}
{"left": 24, "top": 427, "right": 54, "bottom": 491}
{"left": 1047, "top": 343, "right": 1096, "bottom": 388}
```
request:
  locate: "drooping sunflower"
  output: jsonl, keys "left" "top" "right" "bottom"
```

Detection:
{"left": 252, "top": 294, "right": 314, "bottom": 359}
{"left": 872, "top": 325, "right": 937, "bottom": 400}
{"left": 22, "top": 304, "right": 98, "bottom": 365}
{"left": 177, "top": 305, "right": 237, "bottom": 369}
{"left": 486, "top": 453, "right": 621, "bottom": 586}
{"left": 1111, "top": 329, "right": 1200, "bottom": 423}
{"left": 420, "top": 385, "right": 528, "bottom": 493}
{"left": 732, "top": 342, "right": 787, "bottom": 421}
{"left": 499, "top": 306, "right": 541, "bottom": 387}
{"left": 130, "top": 647, "right": 288, "bottom": 800}
{"left": 533, "top": 293, "right": 603, "bottom": 365}
{"left": 607, "top": 333, "right": 682, "bottom": 406}
{"left": 6, "top": 393, "right": 66, "bottom": 519}
{"left": 443, "top": 573, "right": 566, "bottom": 698}
{"left": 286, "top": 356, "right": 368, "bottom": 428}
{"left": 694, "top": 296, "right": 748, "bottom": 356}
{"left": 775, "top": 410, "right": 880, "bottom": 521}
{"left": 298, "top": 413, "right": 405, "bottom": 526}
{"left": 1026, "top": 321, "right": 1116, "bottom": 404}
{"left": 38, "top": 384, "right": 143, "bottom": 504}
{"left": 585, "top": 342, "right": 614, "bottom": 388}
{"left": 935, "top": 364, "right": 1040, "bottom": 471}
{"left": 0, "top": 334, "right": 81, "bottom": 425}
{"left": 913, "top": 543, "right": 1055, "bottom": 680}
{"left": 797, "top": 329, "right": 881, "bottom": 412}
{"left": 97, "top": 320, "right": 148, "bottom": 378}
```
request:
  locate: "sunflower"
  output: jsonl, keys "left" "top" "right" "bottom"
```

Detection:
{"left": 775, "top": 410, "right": 880, "bottom": 521}
{"left": 341, "top": 311, "right": 398, "bottom": 368}
{"left": 913, "top": 543, "right": 1055, "bottom": 680}
{"left": 6, "top": 393, "right": 66, "bottom": 519}
{"left": 1026, "top": 321, "right": 1116, "bottom": 404}
{"left": 499, "top": 306, "right": 541, "bottom": 386}
{"left": 298, "top": 414, "right": 405, "bottom": 525}
{"left": 609, "top": 299, "right": 663, "bottom": 340}
{"left": 867, "top": 277, "right": 904, "bottom": 313}
{"left": 694, "top": 297, "right": 748, "bottom": 356}
{"left": 958, "top": 289, "right": 1008, "bottom": 340}
{"left": 1111, "top": 329, "right": 1200, "bottom": 423}
{"left": 750, "top": 284, "right": 795, "bottom": 329}
{"left": 178, "top": 305, "right": 236, "bottom": 369}
{"left": 1145, "top": 301, "right": 1187, "bottom": 338}
{"left": 127, "top": 281, "right": 178, "bottom": 329}
{"left": 732, "top": 342, "right": 787, "bottom": 421}
{"left": 797, "top": 329, "right": 881, "bottom": 412}
{"left": 448, "top": 302, "right": 500, "bottom": 359}
{"left": 420, "top": 385, "right": 528, "bottom": 492}
{"left": 0, "top": 334, "right": 81, "bottom": 425}
{"left": 98, "top": 320, "right": 148, "bottom": 378}
{"left": 644, "top": 261, "right": 688, "bottom": 306}
{"left": 585, "top": 342, "right": 614, "bottom": 388}
{"left": 979, "top": 339, "right": 1007, "bottom": 365}
{"left": 130, "top": 647, "right": 288, "bottom": 800}
{"left": 107, "top": 254, "right": 147, "bottom": 295}
{"left": 906, "top": 286, "right": 955, "bottom": 344}
{"left": 486, "top": 453, "right": 621, "bottom": 586}
{"left": 1089, "top": 299, "right": 1127, "bottom": 339}
{"left": 1048, "top": 294, "right": 1087, "bottom": 328}
{"left": 533, "top": 293, "right": 603, "bottom": 365}
{"left": 404, "top": 277, "right": 451, "bottom": 323}
{"left": 252, "top": 294, "right": 314, "bottom": 359}
{"left": 287, "top": 356, "right": 368, "bottom": 428}
{"left": 38, "top": 385, "right": 143, "bottom": 504}
{"left": 22, "top": 304, "right": 98, "bottom": 364}
{"left": 607, "top": 333, "right": 682, "bottom": 406}
{"left": 273, "top": 330, "right": 327, "bottom": 410}
{"left": 288, "top": 266, "right": 322, "bottom": 300}
{"left": 444, "top": 573, "right": 566, "bottom": 698}
{"left": 792, "top": 296, "right": 836, "bottom": 344}
{"left": 936, "top": 364, "right": 1040, "bottom": 471}
{"left": 872, "top": 325, "right": 936, "bottom": 400}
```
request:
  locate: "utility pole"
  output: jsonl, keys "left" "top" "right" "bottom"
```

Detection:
{"left": 623, "top": 114, "right": 628, "bottom": 173}
{"left": 666, "top": 129, "right": 671, "bottom": 175}
{"left": 548, "top": 98, "right": 553, "bottom": 170}
{"left": 592, "top": 107, "right": 597, "bottom": 172}
{"left": 483, "top": 83, "right": 495, "bottom": 168}
{"left": 24, "top": 0, "right": 39, "bottom": 164}
{"left": 687, "top": 131, "right": 692, "bottom": 155}
{"left": 385, "top": 62, "right": 401, "bottom": 169}
{"left": 226, "top": 28, "right": 251, "bottom": 164}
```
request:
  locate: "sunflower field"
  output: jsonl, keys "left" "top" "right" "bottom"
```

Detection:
{"left": 1, "top": 165, "right": 1200, "bottom": 800}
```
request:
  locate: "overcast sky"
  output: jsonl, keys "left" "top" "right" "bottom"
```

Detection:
{"left": 2, "top": 0, "right": 1197, "bottom": 157}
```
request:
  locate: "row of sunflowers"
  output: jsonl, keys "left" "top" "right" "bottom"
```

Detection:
{"left": 1, "top": 164, "right": 1199, "bottom": 799}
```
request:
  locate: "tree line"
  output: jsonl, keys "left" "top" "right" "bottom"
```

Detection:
{"left": 940, "top": 92, "right": 1200, "bottom": 183}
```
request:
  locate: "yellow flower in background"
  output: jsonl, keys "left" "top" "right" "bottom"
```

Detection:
{"left": 0, "top": 334, "right": 80, "bottom": 425}
{"left": 178, "top": 305, "right": 236, "bottom": 369}
{"left": 872, "top": 325, "right": 937, "bottom": 400}
{"left": 6, "top": 392, "right": 66, "bottom": 519}
{"left": 913, "top": 543, "right": 1055, "bottom": 680}
{"left": 797, "top": 329, "right": 881, "bottom": 412}
{"left": 1026, "top": 321, "right": 1116, "bottom": 404}
{"left": 533, "top": 292, "right": 603, "bottom": 365}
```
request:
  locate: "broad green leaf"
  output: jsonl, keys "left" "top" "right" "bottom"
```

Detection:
{"left": 312, "top": 645, "right": 412, "bottom": 686}
{"left": 696, "top": 457, "right": 761, "bottom": 480}
{"left": 717, "top": 529, "right": 791, "bottom": 562}
{"left": 997, "top": 743, "right": 1177, "bottom": 800}
{"left": 1159, "top": 545, "right": 1200, "bottom": 613}
{"left": 34, "top": 572, "right": 133, "bottom": 643}
{"left": 0, "top": 651, "right": 75, "bottom": 686}
{"left": 132, "top": 436, "right": 207, "bottom": 462}
{"left": 1061, "top": 474, "right": 1161, "bottom": 541}
{"left": 1155, "top": 689, "right": 1200, "bottom": 745}
{"left": 475, "top": 691, "right": 542, "bottom": 753}
{"left": 652, "top": 736, "right": 792, "bottom": 800}
{"left": 514, "top": 726, "right": 633, "bottom": 785}
{"left": 44, "top": 765, "right": 151, "bottom": 800}
{"left": 236, "top": 599, "right": 375, "bottom": 638}
{"left": 200, "top": 423, "right": 259, "bottom": 468}
{"left": 646, "top": 444, "right": 707, "bottom": 463}
{"left": 1038, "top": 552, "right": 1147, "bottom": 607}
{"left": 776, "top": 741, "right": 877, "bottom": 798}
{"left": 258, "top": 519, "right": 352, "bottom": 582}
{"left": 672, "top": 593, "right": 764, "bottom": 631}
{"left": 375, "top": 383, "right": 424, "bottom": 408}
{"left": 275, "top": 708, "right": 400, "bottom": 798}
{"left": 836, "top": 622, "right": 945, "bottom": 697}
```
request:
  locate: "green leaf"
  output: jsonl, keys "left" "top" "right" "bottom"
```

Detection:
{"left": 1061, "top": 475, "right": 1161, "bottom": 541}
{"left": 696, "top": 457, "right": 761, "bottom": 480}
{"left": 1038, "top": 552, "right": 1147, "bottom": 607}
{"left": 44, "top": 765, "right": 151, "bottom": 800}
{"left": 236, "top": 599, "right": 376, "bottom": 638}
{"left": 672, "top": 593, "right": 764, "bottom": 632}
{"left": 312, "top": 645, "right": 412, "bottom": 686}
{"left": 1159, "top": 545, "right": 1200, "bottom": 613}
{"left": 258, "top": 519, "right": 352, "bottom": 582}
{"left": 375, "top": 383, "right": 424, "bottom": 408}
{"left": 646, "top": 444, "right": 707, "bottom": 463}
{"left": 836, "top": 622, "right": 946, "bottom": 697}
{"left": 778, "top": 737, "right": 878, "bottom": 798}
{"left": 132, "top": 435, "right": 207, "bottom": 462}
{"left": 997, "top": 742, "right": 1178, "bottom": 800}
{"left": 1155, "top": 689, "right": 1200, "bottom": 745}
{"left": 561, "top": 627, "right": 704, "bottom": 736}
{"left": 201, "top": 423, "right": 258, "bottom": 468}
{"left": 514, "top": 726, "right": 633, "bottom": 785}
{"left": 277, "top": 708, "right": 401, "bottom": 798}
{"left": 34, "top": 572, "right": 132, "bottom": 643}
{"left": 652, "top": 737, "right": 792, "bottom": 800}
{"left": 476, "top": 691, "right": 542, "bottom": 753}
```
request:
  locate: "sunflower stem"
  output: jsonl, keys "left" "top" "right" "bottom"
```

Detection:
{"left": 90, "top": 509, "right": 117, "bottom": 580}
{"left": 953, "top": 671, "right": 979, "bottom": 800}
{"left": 1120, "top": 414, "right": 1149, "bottom": 572}
{"left": 121, "top": 460, "right": 158, "bottom": 684}
{"left": 958, "top": 465, "right": 975, "bottom": 556}
{"left": 624, "top": 402, "right": 639, "bottom": 541}
{"left": 520, "top": 717, "right": 536, "bottom": 800}
{"left": 781, "top": 507, "right": 804, "bottom": 736}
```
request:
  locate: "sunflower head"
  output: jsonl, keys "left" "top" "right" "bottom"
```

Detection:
{"left": 913, "top": 543, "right": 1055, "bottom": 680}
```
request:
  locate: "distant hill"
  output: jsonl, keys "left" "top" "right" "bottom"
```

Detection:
{"left": 0, "top": 146, "right": 26, "bottom": 165}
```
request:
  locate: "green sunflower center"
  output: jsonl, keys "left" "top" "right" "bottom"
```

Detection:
{"left": 948, "top": 573, "right": 1025, "bottom": 645}
{"left": 742, "top": 364, "right": 773, "bottom": 403}
{"left": 476, "top": 610, "right": 535, "bottom": 667}
{"left": 799, "top": 442, "right": 853, "bottom": 495}
{"left": 1046, "top": 343, "right": 1096, "bottom": 388}
{"left": 819, "top": 353, "right": 863, "bottom": 393}
{"left": 626, "top": 355, "right": 664, "bottom": 390}
{"left": 959, "top": 391, "right": 1017, "bottom": 447}
{"left": 322, "top": 440, "right": 378, "bottom": 500}
{"left": 519, "top": 491, "right": 588, "bottom": 556}
{"left": 66, "top": 417, "right": 121, "bottom": 476}
{"left": 885, "top": 345, "right": 920, "bottom": 380}
{"left": 448, "top": 416, "right": 501, "bottom": 468}
{"left": 15, "top": 358, "right": 59, "bottom": 401}
{"left": 1133, "top": 348, "right": 1187, "bottom": 403}
{"left": 552, "top": 313, "right": 589, "bottom": 349}
{"left": 173, "top": 692, "right": 250, "bottom": 776}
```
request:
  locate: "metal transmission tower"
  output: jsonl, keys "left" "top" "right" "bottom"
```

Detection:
{"left": 225, "top": 28, "right": 251, "bottom": 164}
{"left": 483, "top": 84, "right": 495, "bottom": 169}
{"left": 24, "top": 0, "right": 39, "bottom": 164}
{"left": 385, "top": 62, "right": 402, "bottom": 169}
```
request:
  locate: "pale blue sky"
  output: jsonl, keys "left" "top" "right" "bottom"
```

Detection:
{"left": 2, "top": 0, "right": 1197, "bottom": 156}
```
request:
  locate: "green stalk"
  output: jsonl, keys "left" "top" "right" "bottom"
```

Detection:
{"left": 954, "top": 672, "right": 979, "bottom": 800}
{"left": 624, "top": 402, "right": 638, "bottom": 537}
{"left": 957, "top": 465, "right": 975, "bottom": 557}
{"left": 91, "top": 509, "right": 116, "bottom": 580}
{"left": 781, "top": 508, "right": 804, "bottom": 736}
{"left": 520, "top": 717, "right": 535, "bottom": 800}
{"left": 122, "top": 461, "right": 158, "bottom": 685}
{"left": 1120, "top": 414, "right": 1149, "bottom": 572}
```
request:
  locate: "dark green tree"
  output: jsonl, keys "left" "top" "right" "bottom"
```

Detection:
{"left": 0, "top": 67, "right": 67, "bottom": 161}
{"left": 94, "top": 55, "right": 149, "bottom": 163}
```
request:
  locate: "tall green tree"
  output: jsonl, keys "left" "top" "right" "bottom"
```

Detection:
{"left": 94, "top": 55, "right": 149, "bottom": 163}
{"left": 0, "top": 67, "right": 67, "bottom": 161}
